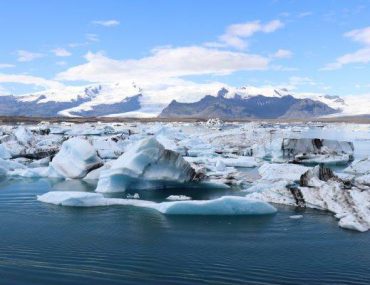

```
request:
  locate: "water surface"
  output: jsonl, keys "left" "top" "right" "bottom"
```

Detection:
{"left": 0, "top": 178, "right": 370, "bottom": 285}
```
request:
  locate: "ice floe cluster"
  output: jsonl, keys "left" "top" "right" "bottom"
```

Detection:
{"left": 0, "top": 120, "right": 369, "bottom": 231}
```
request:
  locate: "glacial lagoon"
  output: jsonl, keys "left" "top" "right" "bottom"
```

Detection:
{"left": 0, "top": 121, "right": 369, "bottom": 284}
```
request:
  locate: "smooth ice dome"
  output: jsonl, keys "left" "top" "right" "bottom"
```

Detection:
{"left": 37, "top": 191, "right": 277, "bottom": 215}
{"left": 96, "top": 137, "right": 199, "bottom": 193}
{"left": 156, "top": 196, "right": 277, "bottom": 215}
{"left": 50, "top": 138, "right": 102, "bottom": 179}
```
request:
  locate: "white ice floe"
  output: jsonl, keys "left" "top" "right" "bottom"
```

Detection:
{"left": 50, "top": 138, "right": 102, "bottom": 179}
{"left": 258, "top": 163, "right": 310, "bottom": 182}
{"left": 96, "top": 138, "right": 199, "bottom": 193}
{"left": 166, "top": 195, "right": 191, "bottom": 201}
{"left": 37, "top": 191, "right": 277, "bottom": 215}
{"left": 344, "top": 157, "right": 370, "bottom": 176}
{"left": 289, "top": 215, "right": 303, "bottom": 219}
{"left": 219, "top": 156, "right": 259, "bottom": 168}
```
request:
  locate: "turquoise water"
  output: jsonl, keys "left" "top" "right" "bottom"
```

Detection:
{"left": 1, "top": 178, "right": 370, "bottom": 285}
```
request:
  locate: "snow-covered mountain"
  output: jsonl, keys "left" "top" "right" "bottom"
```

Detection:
{"left": 0, "top": 83, "right": 366, "bottom": 118}
{"left": 160, "top": 89, "right": 340, "bottom": 119}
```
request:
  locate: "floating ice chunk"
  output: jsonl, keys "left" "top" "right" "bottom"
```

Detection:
{"left": 37, "top": 191, "right": 111, "bottom": 207}
{"left": 166, "top": 195, "right": 191, "bottom": 201}
{"left": 50, "top": 138, "right": 102, "bottom": 179}
{"left": 37, "top": 192, "right": 277, "bottom": 215}
{"left": 258, "top": 163, "right": 310, "bottom": 182}
{"left": 338, "top": 214, "right": 368, "bottom": 232}
{"left": 215, "top": 160, "right": 226, "bottom": 171}
{"left": 355, "top": 174, "right": 370, "bottom": 186}
{"left": 127, "top": 193, "right": 140, "bottom": 199}
{"left": 282, "top": 138, "right": 354, "bottom": 165}
{"left": 90, "top": 137, "right": 123, "bottom": 159}
{"left": 0, "top": 158, "right": 26, "bottom": 172}
{"left": 344, "top": 157, "right": 370, "bottom": 175}
{"left": 300, "top": 165, "right": 370, "bottom": 232}
{"left": 245, "top": 180, "right": 296, "bottom": 206}
{"left": 96, "top": 138, "right": 199, "bottom": 193}
{"left": 8, "top": 167, "right": 51, "bottom": 178}
{"left": 14, "top": 126, "right": 33, "bottom": 145}
{"left": 220, "top": 156, "right": 259, "bottom": 168}
{"left": 289, "top": 215, "right": 303, "bottom": 219}
{"left": 205, "top": 118, "right": 224, "bottom": 128}
{"left": 0, "top": 144, "right": 11, "bottom": 159}
{"left": 156, "top": 196, "right": 277, "bottom": 215}
{"left": 29, "top": 157, "right": 50, "bottom": 168}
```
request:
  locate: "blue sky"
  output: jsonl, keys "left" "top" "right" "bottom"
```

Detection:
{"left": 0, "top": 0, "right": 370, "bottom": 98}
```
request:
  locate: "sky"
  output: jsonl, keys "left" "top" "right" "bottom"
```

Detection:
{"left": 0, "top": 0, "right": 370, "bottom": 102}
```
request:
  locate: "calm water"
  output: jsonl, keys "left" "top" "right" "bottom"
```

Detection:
{"left": 1, "top": 124, "right": 370, "bottom": 284}
{"left": 1, "top": 178, "right": 370, "bottom": 285}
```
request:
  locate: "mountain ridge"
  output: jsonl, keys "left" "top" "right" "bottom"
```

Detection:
{"left": 0, "top": 84, "right": 352, "bottom": 118}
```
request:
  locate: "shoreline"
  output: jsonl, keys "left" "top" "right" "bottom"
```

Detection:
{"left": 0, "top": 115, "right": 369, "bottom": 124}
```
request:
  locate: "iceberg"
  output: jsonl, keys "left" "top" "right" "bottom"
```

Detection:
{"left": 247, "top": 164, "right": 370, "bottom": 232}
{"left": 258, "top": 163, "right": 310, "bottom": 182}
{"left": 282, "top": 138, "right": 354, "bottom": 165}
{"left": 344, "top": 157, "right": 370, "bottom": 175}
{"left": 50, "top": 138, "right": 102, "bottom": 179}
{"left": 96, "top": 138, "right": 200, "bottom": 193}
{"left": 37, "top": 191, "right": 277, "bottom": 215}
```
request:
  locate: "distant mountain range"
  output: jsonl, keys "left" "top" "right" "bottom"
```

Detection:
{"left": 159, "top": 89, "right": 339, "bottom": 119}
{"left": 0, "top": 83, "right": 353, "bottom": 119}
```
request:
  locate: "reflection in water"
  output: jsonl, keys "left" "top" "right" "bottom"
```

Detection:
{"left": 1, "top": 179, "right": 370, "bottom": 285}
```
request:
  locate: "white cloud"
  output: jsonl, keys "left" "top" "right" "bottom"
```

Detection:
{"left": 0, "top": 73, "right": 63, "bottom": 89}
{"left": 344, "top": 27, "right": 370, "bottom": 45}
{"left": 86, "top": 33, "right": 99, "bottom": 42}
{"left": 0, "top": 63, "right": 15, "bottom": 68}
{"left": 272, "top": 49, "right": 292, "bottom": 59}
{"left": 92, "top": 19, "right": 120, "bottom": 27}
{"left": 56, "top": 46, "right": 269, "bottom": 83}
{"left": 324, "top": 26, "right": 370, "bottom": 70}
{"left": 323, "top": 48, "right": 370, "bottom": 70}
{"left": 52, "top": 48, "right": 72, "bottom": 57}
{"left": 56, "top": 61, "right": 67, "bottom": 66}
{"left": 16, "top": 50, "right": 44, "bottom": 62}
{"left": 297, "top": 12, "right": 313, "bottom": 18}
{"left": 289, "top": 76, "right": 316, "bottom": 86}
{"left": 218, "top": 20, "right": 284, "bottom": 49}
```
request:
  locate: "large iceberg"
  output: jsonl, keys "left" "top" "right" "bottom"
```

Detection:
{"left": 282, "top": 138, "right": 354, "bottom": 165}
{"left": 247, "top": 164, "right": 370, "bottom": 232}
{"left": 96, "top": 138, "right": 201, "bottom": 193}
{"left": 37, "top": 191, "right": 277, "bottom": 215}
{"left": 50, "top": 138, "right": 102, "bottom": 179}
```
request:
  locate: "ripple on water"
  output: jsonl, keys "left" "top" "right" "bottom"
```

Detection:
{"left": 0, "top": 178, "right": 370, "bottom": 285}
